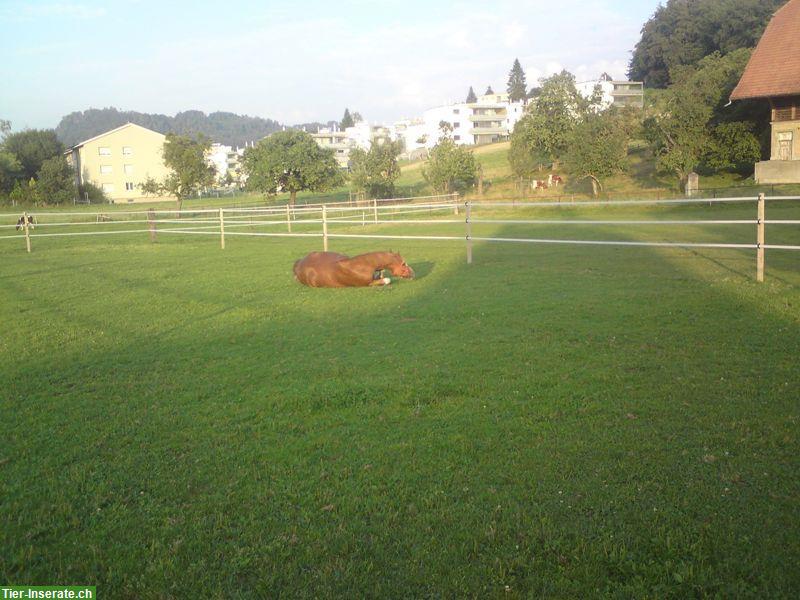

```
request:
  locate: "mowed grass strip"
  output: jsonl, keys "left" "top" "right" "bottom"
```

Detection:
{"left": 1, "top": 203, "right": 799, "bottom": 598}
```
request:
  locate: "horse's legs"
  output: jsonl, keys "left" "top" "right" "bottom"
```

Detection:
{"left": 369, "top": 277, "right": 391, "bottom": 286}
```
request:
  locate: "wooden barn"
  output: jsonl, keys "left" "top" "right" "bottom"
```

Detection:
{"left": 730, "top": 0, "right": 800, "bottom": 183}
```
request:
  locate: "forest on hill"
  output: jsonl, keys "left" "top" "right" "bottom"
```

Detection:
{"left": 629, "top": 0, "right": 786, "bottom": 87}
{"left": 55, "top": 108, "right": 284, "bottom": 148}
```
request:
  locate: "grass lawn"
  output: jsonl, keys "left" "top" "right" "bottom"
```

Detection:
{"left": 1, "top": 200, "right": 799, "bottom": 597}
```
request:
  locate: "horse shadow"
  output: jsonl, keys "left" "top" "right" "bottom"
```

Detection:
{"left": 411, "top": 261, "right": 435, "bottom": 280}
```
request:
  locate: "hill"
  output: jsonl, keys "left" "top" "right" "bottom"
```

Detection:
{"left": 55, "top": 107, "right": 283, "bottom": 148}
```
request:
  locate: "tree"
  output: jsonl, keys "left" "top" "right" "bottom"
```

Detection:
{"left": 466, "top": 86, "right": 477, "bottom": 103}
{"left": 484, "top": 86, "right": 495, "bottom": 95}
{"left": 565, "top": 111, "right": 630, "bottom": 197}
{"left": 702, "top": 122, "right": 761, "bottom": 174}
{"left": 0, "top": 151, "right": 22, "bottom": 195}
{"left": 2, "top": 129, "right": 64, "bottom": 181}
{"left": 0, "top": 119, "right": 10, "bottom": 136}
{"left": 423, "top": 138, "right": 478, "bottom": 193}
{"left": 351, "top": 111, "right": 363, "bottom": 124}
{"left": 507, "top": 58, "right": 527, "bottom": 102}
{"left": 628, "top": 0, "right": 785, "bottom": 88}
{"left": 36, "top": 156, "right": 76, "bottom": 205}
{"left": 138, "top": 176, "right": 164, "bottom": 197}
{"left": 349, "top": 140, "right": 402, "bottom": 199}
{"left": 242, "top": 130, "right": 341, "bottom": 205}
{"left": 341, "top": 108, "right": 355, "bottom": 129}
{"left": 161, "top": 133, "right": 216, "bottom": 208}
{"left": 508, "top": 71, "right": 588, "bottom": 174}
{"left": 643, "top": 49, "right": 754, "bottom": 186}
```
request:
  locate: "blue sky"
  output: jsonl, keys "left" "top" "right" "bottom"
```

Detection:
{"left": 0, "top": 0, "right": 661, "bottom": 131}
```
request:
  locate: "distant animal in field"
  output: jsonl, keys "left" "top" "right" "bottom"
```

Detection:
{"left": 15, "top": 215, "right": 36, "bottom": 231}
{"left": 532, "top": 179, "right": 548, "bottom": 190}
{"left": 293, "top": 251, "right": 415, "bottom": 288}
{"left": 551, "top": 175, "right": 563, "bottom": 186}
{"left": 96, "top": 213, "right": 112, "bottom": 222}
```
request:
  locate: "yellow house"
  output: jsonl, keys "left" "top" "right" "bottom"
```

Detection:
{"left": 66, "top": 123, "right": 173, "bottom": 203}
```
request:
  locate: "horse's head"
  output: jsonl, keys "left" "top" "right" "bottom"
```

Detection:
{"left": 388, "top": 253, "right": 415, "bottom": 279}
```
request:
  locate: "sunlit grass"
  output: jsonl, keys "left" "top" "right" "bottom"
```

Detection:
{"left": 1, "top": 200, "right": 799, "bottom": 597}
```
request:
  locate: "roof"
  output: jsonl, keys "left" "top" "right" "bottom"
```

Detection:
{"left": 68, "top": 122, "right": 164, "bottom": 150}
{"left": 730, "top": 0, "right": 800, "bottom": 101}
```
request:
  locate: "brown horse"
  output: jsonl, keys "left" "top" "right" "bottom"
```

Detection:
{"left": 293, "top": 251, "right": 415, "bottom": 288}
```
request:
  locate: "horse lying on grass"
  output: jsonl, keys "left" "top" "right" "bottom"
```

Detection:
{"left": 293, "top": 251, "right": 415, "bottom": 288}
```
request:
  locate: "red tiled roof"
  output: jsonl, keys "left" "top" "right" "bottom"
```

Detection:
{"left": 730, "top": 0, "right": 800, "bottom": 101}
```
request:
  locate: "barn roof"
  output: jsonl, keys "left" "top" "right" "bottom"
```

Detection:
{"left": 730, "top": 0, "right": 800, "bottom": 101}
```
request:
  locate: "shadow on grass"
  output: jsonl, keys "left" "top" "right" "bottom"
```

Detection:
{"left": 1, "top": 221, "right": 799, "bottom": 597}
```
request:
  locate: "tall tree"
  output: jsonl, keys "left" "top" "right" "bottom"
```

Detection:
{"left": 465, "top": 86, "right": 478, "bottom": 103}
{"left": 242, "top": 130, "right": 341, "bottom": 205}
{"left": 2, "top": 129, "right": 63, "bottom": 181}
{"left": 643, "top": 49, "right": 758, "bottom": 186}
{"left": 348, "top": 140, "right": 402, "bottom": 199}
{"left": 484, "top": 85, "right": 495, "bottom": 95}
{"left": 507, "top": 58, "right": 527, "bottom": 102}
{"left": 423, "top": 138, "right": 478, "bottom": 193}
{"left": 340, "top": 108, "right": 355, "bottom": 129}
{"left": 565, "top": 110, "right": 630, "bottom": 198}
{"left": 162, "top": 133, "right": 216, "bottom": 208}
{"left": 628, "top": 0, "right": 785, "bottom": 88}
{"left": 36, "top": 156, "right": 76, "bottom": 205}
{"left": 508, "top": 70, "right": 588, "bottom": 172}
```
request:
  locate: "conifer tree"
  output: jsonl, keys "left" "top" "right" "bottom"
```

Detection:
{"left": 465, "top": 86, "right": 477, "bottom": 103}
{"left": 507, "top": 58, "right": 527, "bottom": 102}
{"left": 340, "top": 108, "right": 355, "bottom": 129}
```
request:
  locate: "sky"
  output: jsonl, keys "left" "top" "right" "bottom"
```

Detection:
{"left": 0, "top": 0, "right": 662, "bottom": 131}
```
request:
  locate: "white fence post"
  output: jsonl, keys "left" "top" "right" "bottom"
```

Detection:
{"left": 757, "top": 193, "right": 765, "bottom": 282}
{"left": 23, "top": 211, "right": 31, "bottom": 253}
{"left": 219, "top": 208, "right": 225, "bottom": 250}
{"left": 322, "top": 205, "right": 328, "bottom": 251}
{"left": 453, "top": 192, "right": 459, "bottom": 215}
{"left": 373, "top": 199, "right": 378, "bottom": 224}
{"left": 465, "top": 201, "right": 472, "bottom": 264}
{"left": 286, "top": 203, "right": 292, "bottom": 233}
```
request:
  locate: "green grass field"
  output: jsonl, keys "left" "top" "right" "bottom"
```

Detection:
{"left": 2, "top": 200, "right": 799, "bottom": 597}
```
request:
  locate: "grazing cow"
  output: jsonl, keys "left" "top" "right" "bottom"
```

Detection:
{"left": 532, "top": 179, "right": 548, "bottom": 190}
{"left": 15, "top": 215, "right": 36, "bottom": 231}
{"left": 551, "top": 175, "right": 563, "bottom": 186}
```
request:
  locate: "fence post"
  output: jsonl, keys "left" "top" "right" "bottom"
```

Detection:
{"left": 453, "top": 192, "right": 459, "bottom": 215}
{"left": 465, "top": 201, "right": 472, "bottom": 264}
{"left": 362, "top": 211, "right": 365, "bottom": 226}
{"left": 373, "top": 199, "right": 378, "bottom": 224}
{"left": 757, "top": 193, "right": 765, "bottom": 282}
{"left": 286, "top": 203, "right": 292, "bottom": 233}
{"left": 147, "top": 209, "right": 157, "bottom": 242}
{"left": 322, "top": 205, "right": 328, "bottom": 251}
{"left": 23, "top": 211, "right": 31, "bottom": 253}
{"left": 219, "top": 208, "right": 225, "bottom": 250}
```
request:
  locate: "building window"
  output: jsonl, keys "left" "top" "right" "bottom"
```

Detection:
{"left": 124, "top": 164, "right": 134, "bottom": 175}
{"left": 102, "top": 183, "right": 115, "bottom": 193}
{"left": 453, "top": 109, "right": 460, "bottom": 114}
{"left": 454, "top": 135, "right": 461, "bottom": 141}
{"left": 122, "top": 146, "right": 133, "bottom": 156}
{"left": 454, "top": 122, "right": 460, "bottom": 128}
{"left": 99, "top": 147, "right": 111, "bottom": 156}
{"left": 100, "top": 165, "right": 113, "bottom": 174}
{"left": 125, "top": 182, "right": 135, "bottom": 191}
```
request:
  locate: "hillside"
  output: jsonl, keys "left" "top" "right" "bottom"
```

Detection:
{"left": 55, "top": 107, "right": 283, "bottom": 148}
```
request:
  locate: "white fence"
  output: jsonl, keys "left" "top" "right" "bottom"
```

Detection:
{"left": 2, "top": 193, "right": 799, "bottom": 282}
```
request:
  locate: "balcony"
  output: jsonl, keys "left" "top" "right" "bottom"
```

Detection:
{"left": 469, "top": 112, "right": 506, "bottom": 122}
{"left": 469, "top": 126, "right": 507, "bottom": 136}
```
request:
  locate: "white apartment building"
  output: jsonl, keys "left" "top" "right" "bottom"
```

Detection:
{"left": 576, "top": 79, "right": 644, "bottom": 110}
{"left": 421, "top": 92, "right": 525, "bottom": 148}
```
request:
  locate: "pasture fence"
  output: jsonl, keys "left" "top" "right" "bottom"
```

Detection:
{"left": 2, "top": 193, "right": 799, "bottom": 282}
